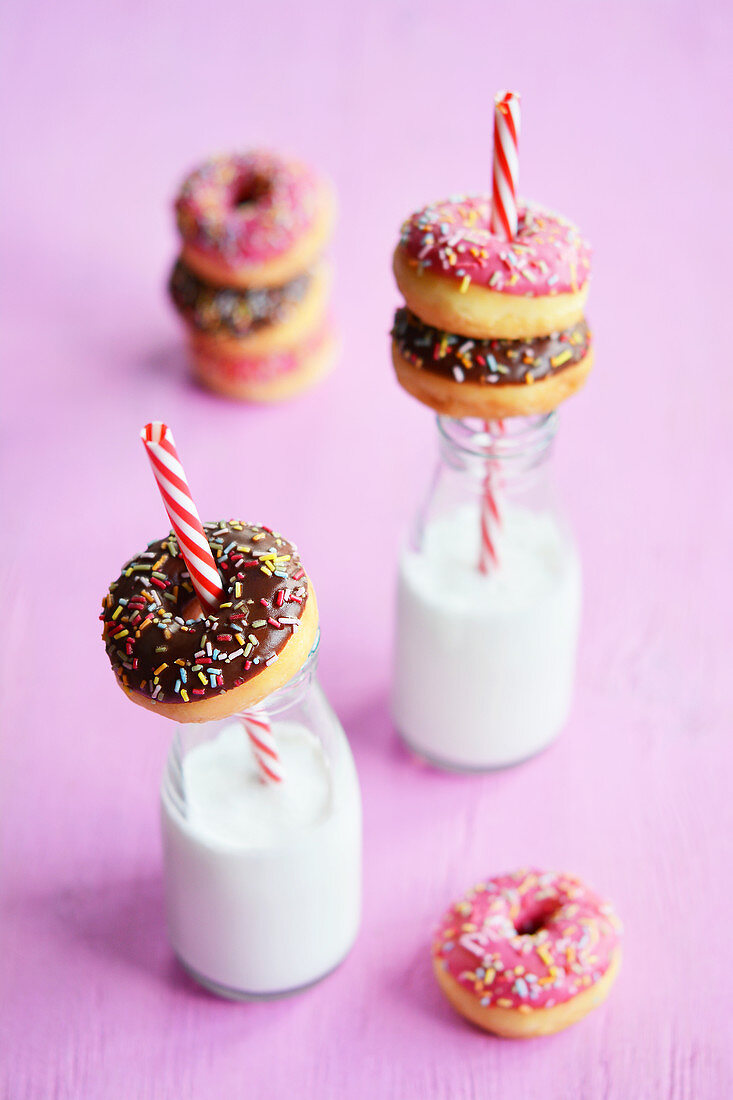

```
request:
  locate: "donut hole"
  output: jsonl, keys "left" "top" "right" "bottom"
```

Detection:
{"left": 181, "top": 595, "right": 205, "bottom": 622}
{"left": 515, "top": 898, "right": 558, "bottom": 937}
{"left": 233, "top": 174, "right": 271, "bottom": 209}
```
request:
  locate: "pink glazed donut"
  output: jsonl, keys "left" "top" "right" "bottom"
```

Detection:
{"left": 393, "top": 198, "right": 591, "bottom": 339}
{"left": 176, "top": 151, "right": 334, "bottom": 289}
{"left": 189, "top": 320, "right": 337, "bottom": 403}
{"left": 432, "top": 869, "right": 622, "bottom": 1038}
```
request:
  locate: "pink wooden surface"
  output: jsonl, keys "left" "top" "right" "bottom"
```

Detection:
{"left": 2, "top": 1, "right": 732, "bottom": 1096}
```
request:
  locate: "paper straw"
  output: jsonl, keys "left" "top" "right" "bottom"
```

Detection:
{"left": 480, "top": 90, "right": 519, "bottom": 568}
{"left": 490, "top": 91, "right": 521, "bottom": 241}
{"left": 140, "top": 422, "right": 223, "bottom": 612}
{"left": 240, "top": 712, "right": 284, "bottom": 784}
{"left": 478, "top": 421, "right": 503, "bottom": 574}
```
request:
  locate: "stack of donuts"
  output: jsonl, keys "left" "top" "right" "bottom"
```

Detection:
{"left": 170, "top": 151, "right": 336, "bottom": 402}
{"left": 391, "top": 197, "right": 593, "bottom": 419}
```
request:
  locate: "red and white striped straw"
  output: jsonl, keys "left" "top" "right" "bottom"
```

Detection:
{"left": 140, "top": 421, "right": 282, "bottom": 784}
{"left": 478, "top": 478, "right": 500, "bottom": 574}
{"left": 478, "top": 421, "right": 503, "bottom": 575}
{"left": 490, "top": 90, "right": 521, "bottom": 241}
{"left": 480, "top": 90, "right": 520, "bottom": 571}
{"left": 140, "top": 422, "right": 223, "bottom": 612}
{"left": 240, "top": 712, "right": 284, "bottom": 784}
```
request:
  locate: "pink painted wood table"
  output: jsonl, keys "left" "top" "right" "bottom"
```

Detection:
{"left": 2, "top": 1, "right": 732, "bottom": 1096}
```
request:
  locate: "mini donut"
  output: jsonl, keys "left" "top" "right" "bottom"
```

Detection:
{"left": 394, "top": 198, "right": 591, "bottom": 339}
{"left": 391, "top": 307, "right": 593, "bottom": 419}
{"left": 169, "top": 259, "right": 331, "bottom": 356}
{"left": 101, "top": 521, "right": 318, "bottom": 722}
{"left": 190, "top": 321, "right": 337, "bottom": 403}
{"left": 175, "top": 151, "right": 334, "bottom": 289}
{"left": 432, "top": 869, "right": 622, "bottom": 1038}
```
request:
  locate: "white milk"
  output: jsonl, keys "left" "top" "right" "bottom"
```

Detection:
{"left": 392, "top": 503, "right": 581, "bottom": 769}
{"left": 161, "top": 716, "right": 361, "bottom": 997}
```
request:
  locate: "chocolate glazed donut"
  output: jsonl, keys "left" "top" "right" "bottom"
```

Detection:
{"left": 101, "top": 520, "right": 318, "bottom": 721}
{"left": 392, "top": 308, "right": 591, "bottom": 387}
{"left": 169, "top": 260, "right": 313, "bottom": 338}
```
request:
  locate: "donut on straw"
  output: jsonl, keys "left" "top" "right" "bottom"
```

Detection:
{"left": 140, "top": 422, "right": 283, "bottom": 782}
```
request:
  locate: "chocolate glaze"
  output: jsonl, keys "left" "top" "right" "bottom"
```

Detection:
{"left": 168, "top": 259, "right": 312, "bottom": 337}
{"left": 392, "top": 308, "right": 591, "bottom": 386}
{"left": 100, "top": 521, "right": 309, "bottom": 706}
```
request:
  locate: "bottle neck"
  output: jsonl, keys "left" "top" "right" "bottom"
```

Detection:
{"left": 249, "top": 632, "right": 320, "bottom": 718}
{"left": 164, "top": 635, "right": 322, "bottom": 812}
{"left": 409, "top": 413, "right": 562, "bottom": 554}
{"left": 437, "top": 413, "right": 558, "bottom": 483}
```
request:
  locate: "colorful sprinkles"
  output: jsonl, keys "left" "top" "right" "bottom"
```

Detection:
{"left": 169, "top": 260, "right": 312, "bottom": 337}
{"left": 398, "top": 197, "right": 591, "bottom": 297}
{"left": 100, "top": 521, "right": 308, "bottom": 705}
{"left": 392, "top": 308, "right": 591, "bottom": 387}
{"left": 175, "top": 151, "right": 324, "bottom": 267}
{"left": 192, "top": 321, "right": 331, "bottom": 385}
{"left": 432, "top": 869, "right": 622, "bottom": 1011}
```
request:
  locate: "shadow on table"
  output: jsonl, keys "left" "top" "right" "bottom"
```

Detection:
{"left": 387, "top": 938, "right": 564, "bottom": 1051}
{"left": 339, "top": 690, "right": 403, "bottom": 760}
{"left": 17, "top": 874, "right": 214, "bottom": 1002}
{"left": 142, "top": 342, "right": 187, "bottom": 385}
{"left": 340, "top": 688, "right": 504, "bottom": 787}
{"left": 140, "top": 343, "right": 251, "bottom": 408}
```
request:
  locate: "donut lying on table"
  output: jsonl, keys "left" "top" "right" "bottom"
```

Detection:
{"left": 432, "top": 868, "right": 622, "bottom": 1037}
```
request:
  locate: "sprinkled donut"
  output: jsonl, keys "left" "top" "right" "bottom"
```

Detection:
{"left": 100, "top": 520, "right": 318, "bottom": 722}
{"left": 169, "top": 260, "right": 312, "bottom": 340}
{"left": 394, "top": 198, "right": 591, "bottom": 340}
{"left": 432, "top": 869, "right": 622, "bottom": 1038}
{"left": 170, "top": 258, "right": 331, "bottom": 357}
{"left": 190, "top": 321, "right": 337, "bottom": 403}
{"left": 175, "top": 151, "right": 334, "bottom": 289}
{"left": 391, "top": 307, "right": 594, "bottom": 419}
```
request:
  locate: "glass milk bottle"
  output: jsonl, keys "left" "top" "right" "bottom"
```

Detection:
{"left": 392, "top": 414, "right": 581, "bottom": 771}
{"left": 161, "top": 636, "right": 361, "bottom": 999}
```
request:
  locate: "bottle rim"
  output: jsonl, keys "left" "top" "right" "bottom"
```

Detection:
{"left": 437, "top": 412, "right": 558, "bottom": 462}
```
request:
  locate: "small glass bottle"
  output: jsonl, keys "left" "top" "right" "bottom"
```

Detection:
{"left": 161, "top": 636, "right": 362, "bottom": 999}
{"left": 392, "top": 414, "right": 581, "bottom": 771}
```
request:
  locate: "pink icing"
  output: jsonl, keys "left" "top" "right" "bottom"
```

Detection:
{"left": 432, "top": 869, "right": 621, "bottom": 1012}
{"left": 176, "top": 151, "right": 324, "bottom": 268}
{"left": 196, "top": 322, "right": 331, "bottom": 385}
{"left": 399, "top": 198, "right": 591, "bottom": 297}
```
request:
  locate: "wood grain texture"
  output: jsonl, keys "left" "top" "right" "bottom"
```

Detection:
{"left": 2, "top": 0, "right": 733, "bottom": 1097}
